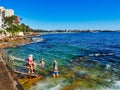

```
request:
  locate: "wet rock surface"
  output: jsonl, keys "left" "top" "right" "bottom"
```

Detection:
{"left": 0, "top": 36, "right": 31, "bottom": 49}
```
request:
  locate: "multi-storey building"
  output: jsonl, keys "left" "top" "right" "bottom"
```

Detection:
{"left": 0, "top": 6, "right": 15, "bottom": 30}
{"left": 14, "top": 16, "right": 18, "bottom": 25}
{"left": 0, "top": 15, "right": 3, "bottom": 29}
{"left": 0, "top": 7, "right": 5, "bottom": 29}
{"left": 5, "top": 9, "right": 14, "bottom": 17}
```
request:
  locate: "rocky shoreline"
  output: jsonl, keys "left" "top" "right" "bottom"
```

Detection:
{"left": 0, "top": 36, "right": 31, "bottom": 48}
{"left": 0, "top": 32, "right": 40, "bottom": 49}
{"left": 0, "top": 32, "right": 42, "bottom": 90}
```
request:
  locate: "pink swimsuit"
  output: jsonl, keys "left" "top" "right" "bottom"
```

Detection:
{"left": 28, "top": 57, "right": 32, "bottom": 65}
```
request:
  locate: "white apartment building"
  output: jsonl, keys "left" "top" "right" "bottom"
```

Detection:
{"left": 0, "top": 7, "right": 4, "bottom": 13}
{"left": 5, "top": 9, "right": 14, "bottom": 17}
{"left": 0, "top": 7, "right": 4, "bottom": 30}
{"left": 0, "top": 15, "right": 2, "bottom": 29}
{"left": 0, "top": 6, "right": 14, "bottom": 30}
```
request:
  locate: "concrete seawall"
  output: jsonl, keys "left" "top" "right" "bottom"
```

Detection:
{"left": 0, "top": 51, "right": 23, "bottom": 90}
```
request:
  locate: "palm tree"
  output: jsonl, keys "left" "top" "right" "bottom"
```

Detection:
{"left": 20, "top": 18, "right": 22, "bottom": 21}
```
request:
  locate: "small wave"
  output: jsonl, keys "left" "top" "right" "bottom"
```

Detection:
{"left": 106, "top": 64, "right": 111, "bottom": 69}
{"left": 101, "top": 81, "right": 120, "bottom": 90}
{"left": 49, "top": 84, "right": 61, "bottom": 90}
{"left": 89, "top": 53, "right": 115, "bottom": 57}
{"left": 32, "top": 37, "right": 44, "bottom": 43}
{"left": 29, "top": 78, "right": 67, "bottom": 90}
{"left": 30, "top": 82, "right": 60, "bottom": 90}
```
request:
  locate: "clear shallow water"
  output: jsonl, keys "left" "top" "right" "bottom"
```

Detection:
{"left": 4, "top": 32, "right": 120, "bottom": 90}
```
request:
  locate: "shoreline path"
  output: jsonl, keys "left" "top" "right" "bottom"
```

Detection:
{"left": 0, "top": 53, "right": 22, "bottom": 90}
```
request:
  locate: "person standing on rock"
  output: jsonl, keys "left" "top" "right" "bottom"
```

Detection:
{"left": 52, "top": 59, "right": 59, "bottom": 78}
{"left": 39, "top": 58, "right": 45, "bottom": 70}
{"left": 32, "top": 59, "right": 37, "bottom": 73}
{"left": 27, "top": 54, "right": 34, "bottom": 73}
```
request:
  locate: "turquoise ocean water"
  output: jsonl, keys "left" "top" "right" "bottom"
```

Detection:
{"left": 5, "top": 32, "right": 120, "bottom": 90}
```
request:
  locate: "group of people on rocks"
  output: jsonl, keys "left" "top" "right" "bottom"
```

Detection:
{"left": 27, "top": 54, "right": 59, "bottom": 77}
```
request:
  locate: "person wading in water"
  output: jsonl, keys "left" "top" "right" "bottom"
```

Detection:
{"left": 39, "top": 58, "right": 45, "bottom": 70}
{"left": 27, "top": 54, "right": 34, "bottom": 73}
{"left": 52, "top": 59, "right": 59, "bottom": 78}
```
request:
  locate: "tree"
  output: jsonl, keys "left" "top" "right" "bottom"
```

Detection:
{"left": 6, "top": 25, "right": 22, "bottom": 36}
{"left": 4, "top": 16, "right": 16, "bottom": 27}
{"left": 21, "top": 23, "right": 26, "bottom": 32}
{"left": 20, "top": 23, "right": 32, "bottom": 32}
{"left": 4, "top": 16, "right": 33, "bottom": 36}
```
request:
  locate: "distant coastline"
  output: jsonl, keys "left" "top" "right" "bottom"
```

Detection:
{"left": 33, "top": 29, "right": 120, "bottom": 34}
